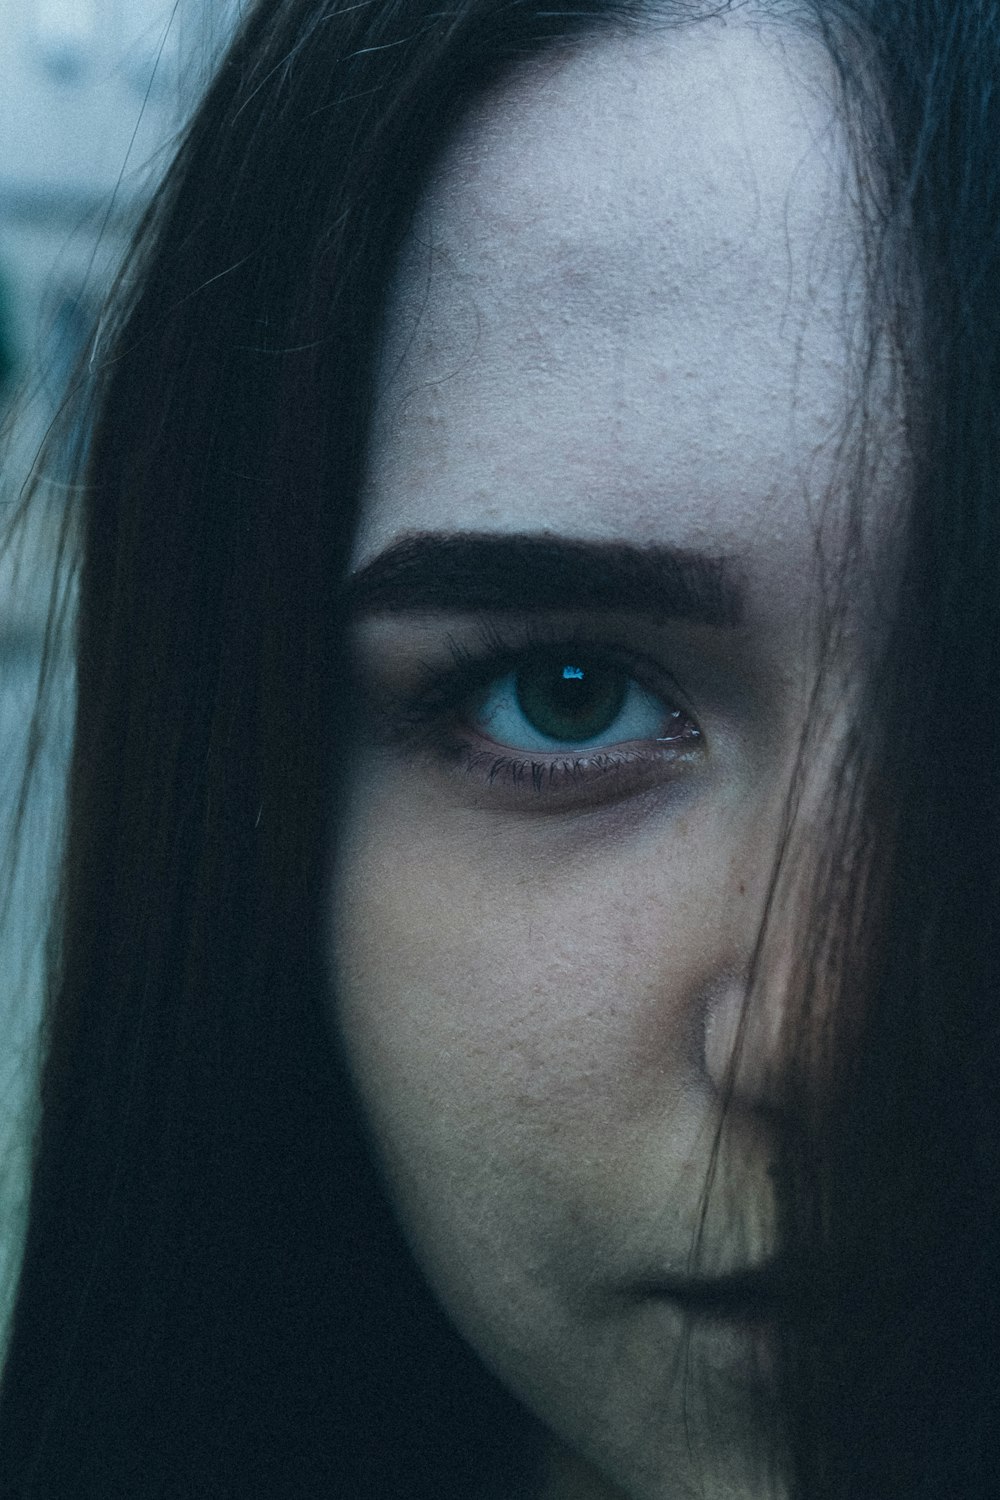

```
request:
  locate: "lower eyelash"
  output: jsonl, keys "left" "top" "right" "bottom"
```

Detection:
{"left": 472, "top": 749, "right": 609, "bottom": 793}
{"left": 451, "top": 741, "right": 695, "bottom": 796}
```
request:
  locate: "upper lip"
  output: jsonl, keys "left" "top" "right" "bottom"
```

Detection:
{"left": 637, "top": 1255, "right": 799, "bottom": 1314}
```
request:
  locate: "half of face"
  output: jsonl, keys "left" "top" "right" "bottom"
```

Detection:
{"left": 330, "top": 12, "right": 905, "bottom": 1499}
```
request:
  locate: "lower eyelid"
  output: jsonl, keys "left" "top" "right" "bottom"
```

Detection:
{"left": 444, "top": 732, "right": 703, "bottom": 805}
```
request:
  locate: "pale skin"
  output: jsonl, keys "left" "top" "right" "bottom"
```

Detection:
{"left": 329, "top": 11, "right": 902, "bottom": 1499}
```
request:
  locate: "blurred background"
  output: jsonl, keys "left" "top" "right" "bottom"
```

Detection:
{"left": 0, "top": 0, "right": 243, "bottom": 1340}
{"left": 1, "top": 0, "right": 242, "bottom": 439}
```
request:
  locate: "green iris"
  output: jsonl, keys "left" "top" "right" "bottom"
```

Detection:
{"left": 514, "top": 657, "right": 628, "bottom": 743}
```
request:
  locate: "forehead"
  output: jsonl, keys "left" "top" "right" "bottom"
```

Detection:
{"left": 355, "top": 15, "right": 879, "bottom": 597}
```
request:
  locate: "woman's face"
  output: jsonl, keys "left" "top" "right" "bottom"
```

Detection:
{"left": 330, "top": 15, "right": 901, "bottom": 1499}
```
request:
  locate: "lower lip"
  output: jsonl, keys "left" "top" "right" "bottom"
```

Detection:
{"left": 645, "top": 1290, "right": 783, "bottom": 1380}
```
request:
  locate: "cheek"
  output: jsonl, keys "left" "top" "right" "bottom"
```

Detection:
{"left": 326, "top": 765, "right": 787, "bottom": 1498}
{"left": 326, "top": 771, "right": 742, "bottom": 1310}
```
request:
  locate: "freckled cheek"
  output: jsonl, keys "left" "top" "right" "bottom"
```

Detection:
{"left": 327, "top": 797, "right": 717, "bottom": 1186}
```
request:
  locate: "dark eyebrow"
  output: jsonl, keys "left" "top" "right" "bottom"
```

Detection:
{"left": 344, "top": 532, "right": 743, "bottom": 627}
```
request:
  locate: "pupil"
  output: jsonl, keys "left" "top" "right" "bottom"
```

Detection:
{"left": 515, "top": 657, "right": 627, "bottom": 743}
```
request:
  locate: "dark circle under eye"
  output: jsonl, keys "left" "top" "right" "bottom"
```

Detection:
{"left": 514, "top": 656, "right": 628, "bottom": 743}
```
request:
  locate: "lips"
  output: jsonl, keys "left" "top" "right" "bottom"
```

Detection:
{"left": 637, "top": 1255, "right": 801, "bottom": 1317}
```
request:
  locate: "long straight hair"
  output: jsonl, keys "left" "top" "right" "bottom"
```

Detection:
{"left": 0, "top": 1, "right": 998, "bottom": 1496}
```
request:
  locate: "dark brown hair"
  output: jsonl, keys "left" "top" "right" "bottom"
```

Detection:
{"left": 1, "top": 1, "right": 999, "bottom": 1496}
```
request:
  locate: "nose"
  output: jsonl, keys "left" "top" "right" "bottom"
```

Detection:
{"left": 703, "top": 961, "right": 790, "bottom": 1113}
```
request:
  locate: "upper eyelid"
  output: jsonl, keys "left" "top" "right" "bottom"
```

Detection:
{"left": 427, "top": 627, "right": 697, "bottom": 719}
{"left": 350, "top": 615, "right": 707, "bottom": 750}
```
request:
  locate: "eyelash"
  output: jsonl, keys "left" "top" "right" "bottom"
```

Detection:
{"left": 373, "top": 621, "right": 703, "bottom": 804}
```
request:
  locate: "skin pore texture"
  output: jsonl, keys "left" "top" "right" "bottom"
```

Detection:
{"left": 330, "top": 13, "right": 903, "bottom": 1500}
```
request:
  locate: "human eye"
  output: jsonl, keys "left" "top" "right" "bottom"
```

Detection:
{"left": 368, "top": 622, "right": 704, "bottom": 808}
